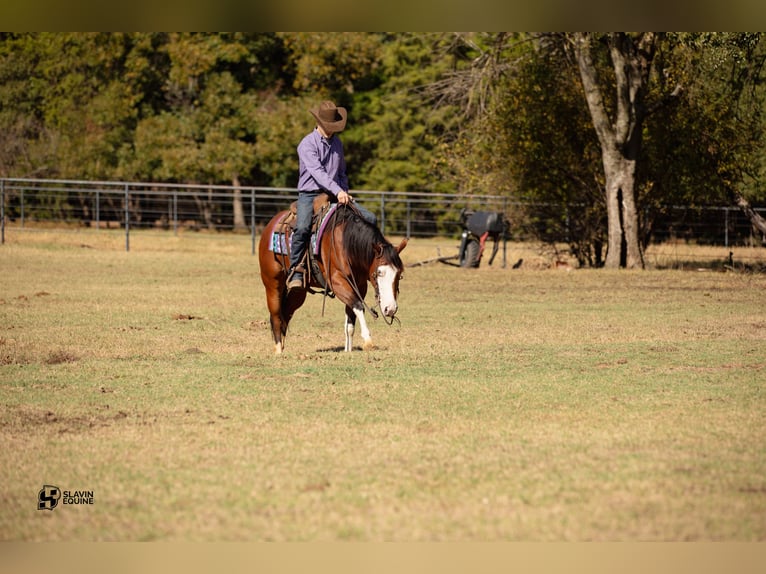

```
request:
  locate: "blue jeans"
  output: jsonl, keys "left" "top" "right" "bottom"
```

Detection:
{"left": 289, "top": 191, "right": 377, "bottom": 272}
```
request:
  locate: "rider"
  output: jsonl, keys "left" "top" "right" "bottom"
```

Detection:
{"left": 287, "top": 100, "right": 376, "bottom": 291}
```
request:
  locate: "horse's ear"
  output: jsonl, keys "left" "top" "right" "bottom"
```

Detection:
{"left": 396, "top": 238, "right": 408, "bottom": 253}
{"left": 374, "top": 243, "right": 384, "bottom": 257}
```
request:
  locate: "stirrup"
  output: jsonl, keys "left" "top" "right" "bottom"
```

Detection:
{"left": 287, "top": 276, "right": 304, "bottom": 290}
{"left": 288, "top": 263, "right": 306, "bottom": 278}
{"left": 287, "top": 264, "right": 306, "bottom": 290}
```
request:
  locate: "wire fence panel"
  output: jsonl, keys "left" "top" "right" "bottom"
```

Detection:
{"left": 1, "top": 177, "right": 764, "bottom": 252}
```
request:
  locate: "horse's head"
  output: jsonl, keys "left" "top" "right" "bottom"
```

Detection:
{"left": 371, "top": 238, "right": 407, "bottom": 319}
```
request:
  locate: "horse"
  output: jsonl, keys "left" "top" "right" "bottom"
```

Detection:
{"left": 258, "top": 201, "right": 407, "bottom": 354}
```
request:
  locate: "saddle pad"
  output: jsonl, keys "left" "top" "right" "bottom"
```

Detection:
{"left": 270, "top": 230, "right": 289, "bottom": 255}
{"left": 269, "top": 203, "right": 338, "bottom": 256}
{"left": 268, "top": 231, "right": 319, "bottom": 256}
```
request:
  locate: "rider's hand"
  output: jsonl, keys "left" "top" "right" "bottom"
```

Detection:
{"left": 337, "top": 190, "right": 351, "bottom": 205}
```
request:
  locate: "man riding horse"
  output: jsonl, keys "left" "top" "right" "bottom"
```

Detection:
{"left": 287, "top": 100, "right": 377, "bottom": 292}
{"left": 259, "top": 101, "right": 406, "bottom": 353}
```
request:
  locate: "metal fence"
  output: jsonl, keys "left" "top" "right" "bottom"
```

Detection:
{"left": 1, "top": 177, "right": 764, "bottom": 253}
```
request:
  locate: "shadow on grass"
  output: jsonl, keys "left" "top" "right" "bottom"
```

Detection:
{"left": 653, "top": 259, "right": 729, "bottom": 271}
{"left": 316, "top": 345, "right": 389, "bottom": 353}
{"left": 653, "top": 259, "right": 765, "bottom": 273}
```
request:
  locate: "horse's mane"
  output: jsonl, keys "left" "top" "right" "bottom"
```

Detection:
{"left": 333, "top": 205, "right": 403, "bottom": 270}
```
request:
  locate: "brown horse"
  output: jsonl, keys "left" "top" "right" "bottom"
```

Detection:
{"left": 258, "top": 202, "right": 407, "bottom": 354}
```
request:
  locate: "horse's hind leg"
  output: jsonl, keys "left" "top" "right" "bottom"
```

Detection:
{"left": 269, "top": 288, "right": 306, "bottom": 355}
{"left": 265, "top": 289, "right": 287, "bottom": 354}
{"left": 269, "top": 316, "right": 284, "bottom": 354}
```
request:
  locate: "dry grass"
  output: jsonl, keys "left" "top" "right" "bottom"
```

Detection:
{"left": 1, "top": 228, "right": 765, "bottom": 541}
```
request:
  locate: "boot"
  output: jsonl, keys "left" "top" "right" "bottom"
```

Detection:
{"left": 287, "top": 265, "right": 306, "bottom": 291}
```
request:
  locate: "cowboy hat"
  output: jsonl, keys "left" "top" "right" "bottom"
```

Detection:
{"left": 309, "top": 101, "right": 347, "bottom": 133}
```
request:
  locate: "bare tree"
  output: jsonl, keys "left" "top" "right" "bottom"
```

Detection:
{"left": 428, "top": 32, "right": 660, "bottom": 267}
{"left": 732, "top": 190, "right": 766, "bottom": 238}
{"left": 570, "top": 33, "right": 660, "bottom": 269}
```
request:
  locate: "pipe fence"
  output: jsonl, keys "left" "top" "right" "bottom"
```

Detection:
{"left": 1, "top": 178, "right": 764, "bottom": 254}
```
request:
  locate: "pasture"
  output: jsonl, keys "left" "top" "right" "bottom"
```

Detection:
{"left": 1, "top": 228, "right": 765, "bottom": 541}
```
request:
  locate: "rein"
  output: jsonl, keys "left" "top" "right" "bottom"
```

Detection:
{"left": 327, "top": 203, "right": 402, "bottom": 324}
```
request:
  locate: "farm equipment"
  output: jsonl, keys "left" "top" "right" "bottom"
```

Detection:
{"left": 408, "top": 208, "right": 510, "bottom": 268}
{"left": 457, "top": 208, "right": 508, "bottom": 268}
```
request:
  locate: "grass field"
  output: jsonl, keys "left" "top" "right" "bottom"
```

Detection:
{"left": 1, "top": 228, "right": 765, "bottom": 541}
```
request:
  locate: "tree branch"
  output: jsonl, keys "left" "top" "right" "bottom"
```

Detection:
{"left": 571, "top": 33, "right": 615, "bottom": 150}
{"left": 731, "top": 189, "right": 766, "bottom": 237}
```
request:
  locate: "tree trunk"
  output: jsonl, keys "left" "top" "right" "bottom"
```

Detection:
{"left": 603, "top": 153, "right": 644, "bottom": 268}
{"left": 232, "top": 174, "right": 246, "bottom": 231}
{"left": 193, "top": 191, "right": 216, "bottom": 231}
{"left": 602, "top": 152, "right": 624, "bottom": 268}
{"left": 731, "top": 189, "right": 766, "bottom": 242}
{"left": 621, "top": 174, "right": 644, "bottom": 268}
{"left": 572, "top": 32, "right": 657, "bottom": 269}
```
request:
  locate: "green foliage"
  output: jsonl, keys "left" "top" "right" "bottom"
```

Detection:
{"left": 645, "top": 34, "right": 766, "bottom": 203}
{"left": 444, "top": 32, "right": 766, "bottom": 263}
{"left": 250, "top": 92, "right": 316, "bottom": 188}
{"left": 1, "top": 32, "right": 765, "bottom": 247}
{"left": 449, "top": 34, "right": 606, "bottom": 265}
{"left": 124, "top": 34, "right": 258, "bottom": 186}
{"left": 0, "top": 34, "right": 46, "bottom": 177}
{"left": 277, "top": 32, "right": 384, "bottom": 95}
{"left": 635, "top": 33, "right": 766, "bottom": 243}
{"left": 0, "top": 33, "right": 136, "bottom": 179}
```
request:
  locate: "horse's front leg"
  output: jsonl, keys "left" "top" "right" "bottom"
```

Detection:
{"left": 344, "top": 304, "right": 373, "bottom": 351}
{"left": 344, "top": 306, "right": 355, "bottom": 352}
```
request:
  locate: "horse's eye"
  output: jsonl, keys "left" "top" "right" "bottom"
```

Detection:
{"left": 377, "top": 269, "right": 385, "bottom": 277}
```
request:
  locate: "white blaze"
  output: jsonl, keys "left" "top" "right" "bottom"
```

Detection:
{"left": 376, "top": 264, "right": 399, "bottom": 317}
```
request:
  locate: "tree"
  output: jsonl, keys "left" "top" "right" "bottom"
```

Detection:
{"left": 687, "top": 33, "right": 766, "bottom": 239}
{"left": 0, "top": 33, "right": 47, "bottom": 178}
{"left": 124, "top": 33, "right": 262, "bottom": 229}
{"left": 277, "top": 32, "right": 383, "bottom": 96}
{"left": 354, "top": 33, "right": 459, "bottom": 194}
{"left": 424, "top": 33, "right": 519, "bottom": 196}
{"left": 490, "top": 37, "right": 606, "bottom": 266}
{"left": 3, "top": 32, "right": 764, "bottom": 246}
{"left": 0, "top": 33, "right": 140, "bottom": 181}
{"left": 639, "top": 33, "right": 766, "bottom": 244}
{"left": 569, "top": 33, "right": 661, "bottom": 269}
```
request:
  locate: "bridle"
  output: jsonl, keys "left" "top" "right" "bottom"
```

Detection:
{"left": 327, "top": 204, "right": 402, "bottom": 326}
{"left": 368, "top": 256, "right": 403, "bottom": 326}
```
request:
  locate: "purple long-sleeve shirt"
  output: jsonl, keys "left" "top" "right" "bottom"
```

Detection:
{"left": 296, "top": 128, "right": 348, "bottom": 195}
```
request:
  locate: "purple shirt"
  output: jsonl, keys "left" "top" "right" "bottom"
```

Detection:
{"left": 296, "top": 128, "right": 348, "bottom": 195}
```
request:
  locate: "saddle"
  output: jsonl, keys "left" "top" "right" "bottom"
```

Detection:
{"left": 276, "top": 193, "right": 335, "bottom": 296}
{"left": 281, "top": 193, "right": 332, "bottom": 230}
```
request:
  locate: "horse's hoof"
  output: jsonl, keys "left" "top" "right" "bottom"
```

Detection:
{"left": 362, "top": 340, "right": 376, "bottom": 351}
{"left": 274, "top": 342, "right": 284, "bottom": 355}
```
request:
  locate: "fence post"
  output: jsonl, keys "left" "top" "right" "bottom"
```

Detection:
{"left": 124, "top": 183, "right": 130, "bottom": 252}
{"left": 380, "top": 193, "right": 386, "bottom": 235}
{"left": 20, "top": 187, "right": 25, "bottom": 228}
{"left": 406, "top": 199, "right": 411, "bottom": 238}
{"left": 502, "top": 197, "right": 508, "bottom": 268}
{"left": 173, "top": 189, "right": 178, "bottom": 236}
{"left": 1, "top": 179, "right": 5, "bottom": 245}
{"left": 250, "top": 188, "right": 256, "bottom": 256}
{"left": 95, "top": 189, "right": 100, "bottom": 229}
{"left": 724, "top": 207, "right": 729, "bottom": 248}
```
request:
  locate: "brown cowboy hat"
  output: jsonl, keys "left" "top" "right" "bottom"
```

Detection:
{"left": 309, "top": 100, "right": 347, "bottom": 133}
